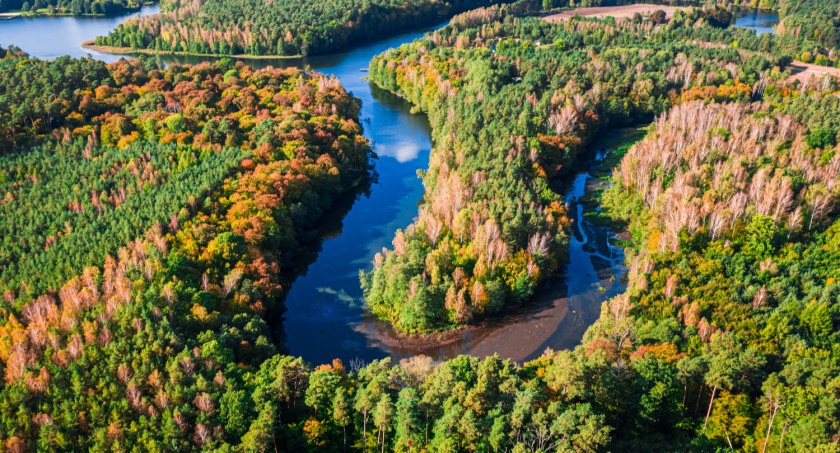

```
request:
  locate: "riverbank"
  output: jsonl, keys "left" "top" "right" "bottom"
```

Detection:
{"left": 81, "top": 40, "right": 304, "bottom": 59}
{"left": 0, "top": 4, "right": 161, "bottom": 61}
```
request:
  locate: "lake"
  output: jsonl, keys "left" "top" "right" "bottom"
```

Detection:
{"left": 735, "top": 10, "right": 779, "bottom": 35}
{"left": 0, "top": 4, "right": 160, "bottom": 60}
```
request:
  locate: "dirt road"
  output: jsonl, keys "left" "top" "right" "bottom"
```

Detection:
{"left": 543, "top": 4, "right": 682, "bottom": 22}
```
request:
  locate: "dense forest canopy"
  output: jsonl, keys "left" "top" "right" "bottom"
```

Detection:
{"left": 356, "top": 2, "right": 836, "bottom": 449}
{"left": 92, "top": 0, "right": 840, "bottom": 63}
{"left": 777, "top": 0, "right": 840, "bottom": 53}
{"left": 596, "top": 96, "right": 839, "bottom": 450}
{"left": 0, "top": 46, "right": 378, "bottom": 450}
{"left": 94, "top": 0, "right": 507, "bottom": 56}
{"left": 0, "top": 49, "right": 367, "bottom": 296}
{"left": 0, "top": 0, "right": 838, "bottom": 449}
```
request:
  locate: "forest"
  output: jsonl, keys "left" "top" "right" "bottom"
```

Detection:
{"left": 94, "top": 0, "right": 503, "bottom": 56}
{"left": 0, "top": 0, "right": 838, "bottom": 450}
{"left": 0, "top": 48, "right": 375, "bottom": 449}
{"left": 0, "top": 49, "right": 369, "bottom": 296}
{"left": 354, "top": 3, "right": 836, "bottom": 449}
{"left": 777, "top": 0, "right": 840, "bottom": 51}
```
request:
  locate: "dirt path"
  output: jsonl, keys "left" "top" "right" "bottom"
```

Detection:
{"left": 786, "top": 62, "right": 840, "bottom": 84}
{"left": 543, "top": 4, "right": 682, "bottom": 22}
{"left": 692, "top": 40, "right": 839, "bottom": 85}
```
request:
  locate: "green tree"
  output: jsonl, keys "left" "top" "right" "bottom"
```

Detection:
{"left": 240, "top": 404, "right": 277, "bottom": 453}
{"left": 706, "top": 391, "right": 754, "bottom": 450}
{"left": 702, "top": 333, "right": 765, "bottom": 432}
{"left": 220, "top": 389, "right": 253, "bottom": 442}
{"left": 394, "top": 388, "right": 422, "bottom": 452}
{"left": 332, "top": 387, "right": 352, "bottom": 451}
{"left": 373, "top": 393, "right": 393, "bottom": 453}
{"left": 554, "top": 403, "right": 612, "bottom": 452}
{"left": 305, "top": 370, "right": 341, "bottom": 419}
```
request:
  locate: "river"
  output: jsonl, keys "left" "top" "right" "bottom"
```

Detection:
{"left": 1, "top": 8, "right": 630, "bottom": 366}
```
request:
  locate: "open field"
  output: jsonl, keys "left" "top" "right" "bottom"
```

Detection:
{"left": 543, "top": 3, "right": 683, "bottom": 22}
{"left": 787, "top": 61, "right": 840, "bottom": 84}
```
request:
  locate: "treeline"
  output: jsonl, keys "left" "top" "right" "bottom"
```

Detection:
{"left": 362, "top": 2, "right": 784, "bottom": 333}
{"left": 0, "top": 2, "right": 837, "bottom": 451}
{"left": 94, "top": 0, "right": 504, "bottom": 57}
{"left": 0, "top": 49, "right": 368, "bottom": 296}
{"left": 0, "top": 0, "right": 143, "bottom": 15}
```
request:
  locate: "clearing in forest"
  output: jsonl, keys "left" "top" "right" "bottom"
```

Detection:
{"left": 786, "top": 61, "right": 840, "bottom": 84}
{"left": 543, "top": 4, "right": 682, "bottom": 22}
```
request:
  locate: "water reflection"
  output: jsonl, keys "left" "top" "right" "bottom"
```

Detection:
{"left": 734, "top": 10, "right": 779, "bottom": 35}
{"left": 0, "top": 5, "right": 160, "bottom": 60}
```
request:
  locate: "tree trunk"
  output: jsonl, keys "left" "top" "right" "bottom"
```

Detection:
{"left": 703, "top": 385, "right": 718, "bottom": 432}
{"left": 778, "top": 420, "right": 789, "bottom": 452}
{"left": 425, "top": 411, "right": 429, "bottom": 444}
{"left": 695, "top": 382, "right": 705, "bottom": 415}
{"left": 762, "top": 405, "right": 778, "bottom": 453}
{"left": 362, "top": 408, "right": 368, "bottom": 450}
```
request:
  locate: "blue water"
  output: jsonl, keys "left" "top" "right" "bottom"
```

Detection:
{"left": 735, "top": 11, "right": 779, "bottom": 35}
{"left": 0, "top": 5, "right": 160, "bottom": 60}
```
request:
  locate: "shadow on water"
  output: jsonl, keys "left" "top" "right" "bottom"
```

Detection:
{"left": 279, "top": 82, "right": 432, "bottom": 365}
{"left": 190, "top": 36, "right": 442, "bottom": 364}
{"left": 265, "top": 179, "right": 372, "bottom": 353}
